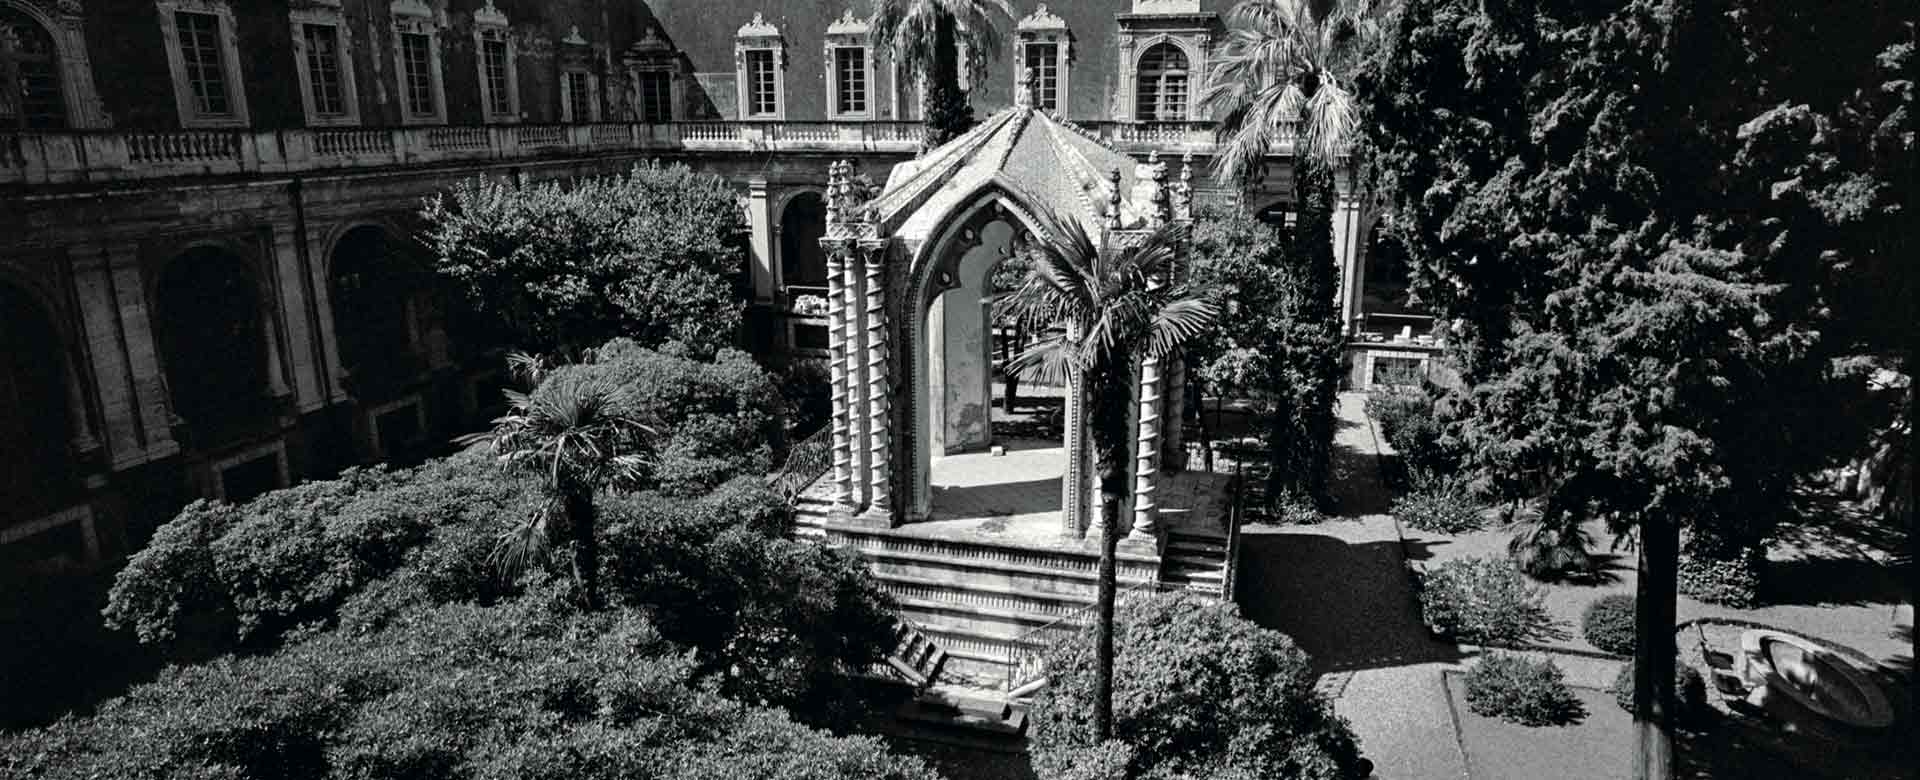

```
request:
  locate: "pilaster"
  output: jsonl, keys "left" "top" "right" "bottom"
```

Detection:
{"left": 71, "top": 241, "right": 177, "bottom": 468}
{"left": 746, "top": 178, "right": 776, "bottom": 304}
{"left": 270, "top": 227, "right": 325, "bottom": 410}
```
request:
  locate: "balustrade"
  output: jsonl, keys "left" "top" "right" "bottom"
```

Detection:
{"left": 1, "top": 118, "right": 1264, "bottom": 187}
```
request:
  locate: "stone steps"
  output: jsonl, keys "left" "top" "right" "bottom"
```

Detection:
{"left": 1160, "top": 530, "right": 1229, "bottom": 597}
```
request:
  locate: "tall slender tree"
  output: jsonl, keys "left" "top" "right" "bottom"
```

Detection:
{"left": 997, "top": 216, "right": 1219, "bottom": 741}
{"left": 869, "top": 0, "right": 1015, "bottom": 147}
{"left": 1200, "top": 0, "right": 1390, "bottom": 505}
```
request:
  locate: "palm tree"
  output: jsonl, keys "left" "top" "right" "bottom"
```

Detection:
{"left": 996, "top": 215, "right": 1219, "bottom": 741}
{"left": 869, "top": 0, "right": 1015, "bottom": 146}
{"left": 1202, "top": 0, "right": 1391, "bottom": 184}
{"left": 464, "top": 366, "right": 654, "bottom": 610}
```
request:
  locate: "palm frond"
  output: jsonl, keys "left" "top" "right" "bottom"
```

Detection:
{"left": 491, "top": 499, "right": 556, "bottom": 583}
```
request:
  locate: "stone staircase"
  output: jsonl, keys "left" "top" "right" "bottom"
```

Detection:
{"left": 1160, "top": 529, "right": 1229, "bottom": 597}
{"left": 792, "top": 495, "right": 1163, "bottom": 688}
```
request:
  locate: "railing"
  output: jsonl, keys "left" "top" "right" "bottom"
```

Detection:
{"left": 768, "top": 424, "right": 835, "bottom": 503}
{"left": 1002, "top": 578, "right": 1182, "bottom": 698}
{"left": 0, "top": 117, "right": 1297, "bottom": 187}
{"left": 0, "top": 120, "right": 928, "bottom": 186}
{"left": 1220, "top": 459, "right": 1247, "bottom": 603}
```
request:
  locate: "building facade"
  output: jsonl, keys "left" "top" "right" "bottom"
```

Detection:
{"left": 0, "top": 0, "right": 1412, "bottom": 570}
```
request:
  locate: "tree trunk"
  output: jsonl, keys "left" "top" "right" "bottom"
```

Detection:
{"left": 933, "top": 14, "right": 959, "bottom": 96}
{"left": 1003, "top": 324, "right": 1021, "bottom": 413}
{"left": 565, "top": 484, "right": 603, "bottom": 611}
{"left": 1633, "top": 513, "right": 1678, "bottom": 780}
{"left": 1089, "top": 357, "right": 1134, "bottom": 742}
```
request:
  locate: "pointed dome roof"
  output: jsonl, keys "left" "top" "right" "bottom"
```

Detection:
{"left": 867, "top": 103, "right": 1156, "bottom": 243}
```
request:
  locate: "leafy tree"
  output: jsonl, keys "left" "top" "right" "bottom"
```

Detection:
{"left": 997, "top": 216, "right": 1219, "bottom": 742}
{"left": 469, "top": 368, "right": 655, "bottom": 611}
{"left": 591, "top": 340, "right": 786, "bottom": 495}
{"left": 420, "top": 162, "right": 746, "bottom": 358}
{"left": 1363, "top": 1, "right": 1912, "bottom": 775}
{"left": 869, "top": 0, "right": 1015, "bottom": 146}
{"left": 1189, "top": 204, "right": 1344, "bottom": 508}
{"left": 10, "top": 592, "right": 938, "bottom": 780}
{"left": 1028, "top": 591, "right": 1367, "bottom": 780}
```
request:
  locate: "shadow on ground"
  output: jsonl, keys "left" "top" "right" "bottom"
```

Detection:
{"left": 1760, "top": 554, "right": 1907, "bottom": 607}
{"left": 1236, "top": 531, "right": 1463, "bottom": 674}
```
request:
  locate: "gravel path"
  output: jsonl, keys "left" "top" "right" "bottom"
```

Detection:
{"left": 1235, "top": 393, "right": 1472, "bottom": 779}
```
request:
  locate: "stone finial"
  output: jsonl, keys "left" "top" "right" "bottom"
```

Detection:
{"left": 1015, "top": 66, "right": 1040, "bottom": 109}
{"left": 1173, "top": 151, "right": 1195, "bottom": 221}
{"left": 1105, "top": 168, "right": 1124, "bottom": 230}
{"left": 1130, "top": 151, "right": 1170, "bottom": 226}
{"left": 825, "top": 160, "right": 847, "bottom": 225}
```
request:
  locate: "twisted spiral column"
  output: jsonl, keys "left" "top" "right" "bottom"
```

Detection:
{"left": 825, "top": 251, "right": 855, "bottom": 505}
{"left": 843, "top": 244, "right": 871, "bottom": 509}
{"left": 862, "top": 244, "right": 892, "bottom": 521}
{"left": 1132, "top": 351, "right": 1164, "bottom": 538}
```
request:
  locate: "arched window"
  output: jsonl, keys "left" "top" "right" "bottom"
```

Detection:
{"left": 0, "top": 282, "right": 73, "bottom": 522}
{"left": 0, "top": 7, "right": 66, "bottom": 129}
{"left": 156, "top": 247, "right": 271, "bottom": 443}
{"left": 1135, "top": 42, "right": 1189, "bottom": 122}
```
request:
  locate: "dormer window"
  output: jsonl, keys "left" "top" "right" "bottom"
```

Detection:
{"left": 824, "top": 10, "right": 872, "bottom": 119}
{"left": 733, "top": 13, "right": 785, "bottom": 120}
{"left": 1014, "top": 4, "right": 1071, "bottom": 114}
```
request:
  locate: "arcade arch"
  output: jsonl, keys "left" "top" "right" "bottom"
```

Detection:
{"left": 0, "top": 281, "right": 74, "bottom": 520}
{"left": 154, "top": 245, "right": 275, "bottom": 444}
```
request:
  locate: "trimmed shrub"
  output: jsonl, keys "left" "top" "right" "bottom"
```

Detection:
{"left": 1609, "top": 660, "right": 1709, "bottom": 724}
{"left": 1580, "top": 595, "right": 1636, "bottom": 655}
{"left": 1417, "top": 557, "right": 1564, "bottom": 645}
{"left": 1392, "top": 484, "right": 1484, "bottom": 534}
{"left": 1030, "top": 592, "right": 1368, "bottom": 780}
{"left": 779, "top": 358, "right": 833, "bottom": 440}
{"left": 1676, "top": 549, "right": 1763, "bottom": 608}
{"left": 1463, "top": 653, "right": 1584, "bottom": 726}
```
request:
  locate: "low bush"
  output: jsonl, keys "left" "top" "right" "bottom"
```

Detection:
{"left": 1392, "top": 483, "right": 1484, "bottom": 534}
{"left": 1676, "top": 549, "right": 1762, "bottom": 609}
{"left": 1610, "top": 660, "right": 1709, "bottom": 724}
{"left": 1463, "top": 653, "right": 1584, "bottom": 726}
{"left": 1417, "top": 557, "right": 1564, "bottom": 645}
{"left": 1580, "top": 595, "right": 1636, "bottom": 655}
{"left": 1030, "top": 592, "right": 1368, "bottom": 780}
{"left": 1271, "top": 487, "right": 1328, "bottom": 525}
{"left": 1364, "top": 387, "right": 1457, "bottom": 486}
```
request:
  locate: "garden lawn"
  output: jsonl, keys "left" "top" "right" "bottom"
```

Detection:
{"left": 1445, "top": 672, "right": 1623, "bottom": 780}
{"left": 1407, "top": 519, "right": 1910, "bottom": 666}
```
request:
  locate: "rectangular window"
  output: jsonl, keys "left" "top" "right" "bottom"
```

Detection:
{"left": 745, "top": 49, "right": 776, "bottom": 116}
{"left": 175, "top": 11, "right": 230, "bottom": 116}
{"left": 834, "top": 48, "right": 866, "bottom": 115}
{"left": 399, "top": 32, "right": 435, "bottom": 117}
{"left": 302, "top": 24, "right": 346, "bottom": 116}
{"left": 1024, "top": 43, "right": 1058, "bottom": 111}
{"left": 638, "top": 71, "right": 670, "bottom": 122}
{"left": 565, "top": 71, "right": 591, "bottom": 122}
{"left": 480, "top": 31, "right": 511, "bottom": 116}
